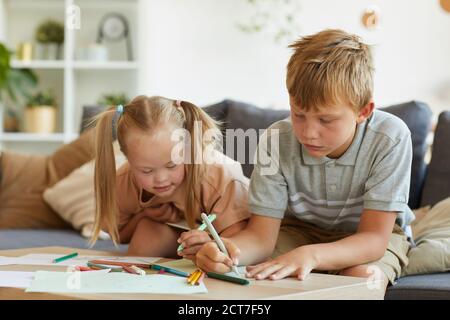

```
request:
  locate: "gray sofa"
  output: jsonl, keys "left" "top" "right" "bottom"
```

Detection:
{"left": 1, "top": 99, "right": 449, "bottom": 299}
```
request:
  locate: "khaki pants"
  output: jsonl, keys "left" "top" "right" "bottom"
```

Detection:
{"left": 273, "top": 217, "right": 410, "bottom": 285}
{"left": 0, "top": 130, "right": 95, "bottom": 229}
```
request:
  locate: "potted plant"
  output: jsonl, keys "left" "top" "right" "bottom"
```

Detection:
{"left": 97, "top": 92, "right": 129, "bottom": 107}
{"left": 0, "top": 42, "right": 38, "bottom": 132}
{"left": 24, "top": 90, "right": 57, "bottom": 133}
{"left": 35, "top": 19, "right": 64, "bottom": 60}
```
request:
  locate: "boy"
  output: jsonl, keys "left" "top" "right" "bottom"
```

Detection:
{"left": 196, "top": 29, "right": 413, "bottom": 289}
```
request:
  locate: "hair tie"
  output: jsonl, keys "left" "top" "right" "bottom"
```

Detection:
{"left": 116, "top": 104, "right": 124, "bottom": 116}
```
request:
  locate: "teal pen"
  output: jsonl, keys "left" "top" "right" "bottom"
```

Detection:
{"left": 151, "top": 264, "right": 189, "bottom": 277}
{"left": 177, "top": 213, "right": 217, "bottom": 252}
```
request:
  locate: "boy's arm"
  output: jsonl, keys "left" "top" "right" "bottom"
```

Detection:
{"left": 309, "top": 209, "right": 397, "bottom": 271}
{"left": 224, "top": 215, "right": 282, "bottom": 265}
{"left": 246, "top": 209, "right": 397, "bottom": 280}
{"left": 196, "top": 215, "right": 281, "bottom": 272}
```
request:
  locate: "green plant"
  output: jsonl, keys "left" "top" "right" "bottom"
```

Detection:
{"left": 237, "top": 0, "right": 301, "bottom": 43}
{"left": 97, "top": 93, "right": 129, "bottom": 106}
{"left": 26, "top": 90, "right": 57, "bottom": 107}
{"left": 0, "top": 42, "right": 38, "bottom": 105}
{"left": 35, "top": 19, "right": 65, "bottom": 44}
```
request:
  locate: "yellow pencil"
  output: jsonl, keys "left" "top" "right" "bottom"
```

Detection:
{"left": 190, "top": 270, "right": 203, "bottom": 285}
{"left": 196, "top": 271, "right": 206, "bottom": 286}
{"left": 187, "top": 270, "right": 199, "bottom": 283}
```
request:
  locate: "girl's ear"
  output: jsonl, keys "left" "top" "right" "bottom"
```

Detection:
{"left": 357, "top": 101, "right": 374, "bottom": 124}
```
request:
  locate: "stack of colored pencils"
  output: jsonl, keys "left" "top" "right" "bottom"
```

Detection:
{"left": 187, "top": 269, "right": 205, "bottom": 286}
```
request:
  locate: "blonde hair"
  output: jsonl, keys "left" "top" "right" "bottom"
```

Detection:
{"left": 91, "top": 96, "right": 221, "bottom": 245}
{"left": 286, "top": 29, "right": 374, "bottom": 112}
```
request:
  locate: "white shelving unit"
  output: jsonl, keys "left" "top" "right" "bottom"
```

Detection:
{"left": 0, "top": 0, "right": 140, "bottom": 154}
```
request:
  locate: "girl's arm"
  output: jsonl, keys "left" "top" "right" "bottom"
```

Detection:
{"left": 117, "top": 204, "right": 181, "bottom": 243}
{"left": 117, "top": 211, "right": 146, "bottom": 244}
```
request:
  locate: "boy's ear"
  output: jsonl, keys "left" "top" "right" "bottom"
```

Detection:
{"left": 356, "top": 101, "right": 375, "bottom": 124}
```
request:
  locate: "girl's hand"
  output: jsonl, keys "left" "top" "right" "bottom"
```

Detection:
{"left": 196, "top": 239, "right": 240, "bottom": 273}
{"left": 142, "top": 204, "right": 181, "bottom": 223}
{"left": 177, "top": 230, "right": 211, "bottom": 262}
{"left": 245, "top": 246, "right": 318, "bottom": 281}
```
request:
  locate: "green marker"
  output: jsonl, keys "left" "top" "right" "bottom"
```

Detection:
{"left": 206, "top": 272, "right": 250, "bottom": 285}
{"left": 177, "top": 213, "right": 217, "bottom": 252}
{"left": 53, "top": 252, "right": 78, "bottom": 263}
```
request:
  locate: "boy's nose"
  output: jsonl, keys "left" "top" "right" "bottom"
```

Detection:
{"left": 301, "top": 123, "right": 320, "bottom": 140}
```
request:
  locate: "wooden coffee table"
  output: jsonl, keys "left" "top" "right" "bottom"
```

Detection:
{"left": 0, "top": 247, "right": 385, "bottom": 300}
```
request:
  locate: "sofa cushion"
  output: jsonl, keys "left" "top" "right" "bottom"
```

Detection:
{"left": 203, "top": 100, "right": 290, "bottom": 178}
{"left": 402, "top": 197, "right": 450, "bottom": 276}
{"left": 43, "top": 142, "right": 127, "bottom": 240}
{"left": 80, "top": 105, "right": 107, "bottom": 133}
{"left": 420, "top": 111, "right": 450, "bottom": 207}
{"left": 385, "top": 273, "right": 450, "bottom": 300}
{"left": 381, "top": 101, "right": 433, "bottom": 209}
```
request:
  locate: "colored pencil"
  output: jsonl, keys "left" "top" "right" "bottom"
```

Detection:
{"left": 151, "top": 264, "right": 189, "bottom": 277}
{"left": 177, "top": 214, "right": 217, "bottom": 252}
{"left": 196, "top": 271, "right": 206, "bottom": 286}
{"left": 206, "top": 272, "right": 249, "bottom": 285}
{"left": 87, "top": 262, "right": 123, "bottom": 272}
{"left": 53, "top": 252, "right": 78, "bottom": 263}
{"left": 189, "top": 270, "right": 202, "bottom": 285}
{"left": 200, "top": 213, "right": 240, "bottom": 275}
{"left": 89, "top": 260, "right": 150, "bottom": 269}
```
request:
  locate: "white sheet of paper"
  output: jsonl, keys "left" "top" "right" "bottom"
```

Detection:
{"left": 0, "top": 254, "right": 161, "bottom": 267}
{"left": 0, "top": 269, "right": 112, "bottom": 289}
{"left": 0, "top": 271, "right": 35, "bottom": 288}
{"left": 26, "top": 271, "right": 208, "bottom": 294}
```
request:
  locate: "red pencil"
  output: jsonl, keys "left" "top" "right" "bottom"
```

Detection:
{"left": 89, "top": 260, "right": 150, "bottom": 269}
{"left": 123, "top": 265, "right": 139, "bottom": 275}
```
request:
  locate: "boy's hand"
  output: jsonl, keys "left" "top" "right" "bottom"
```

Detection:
{"left": 142, "top": 204, "right": 181, "bottom": 223}
{"left": 196, "top": 239, "right": 240, "bottom": 273}
{"left": 177, "top": 230, "right": 211, "bottom": 261}
{"left": 246, "top": 246, "right": 318, "bottom": 281}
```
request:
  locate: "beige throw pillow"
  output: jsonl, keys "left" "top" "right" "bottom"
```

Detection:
{"left": 43, "top": 142, "right": 127, "bottom": 239}
{"left": 402, "top": 197, "right": 450, "bottom": 276}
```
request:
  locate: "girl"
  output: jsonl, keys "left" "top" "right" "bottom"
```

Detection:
{"left": 91, "top": 96, "right": 250, "bottom": 260}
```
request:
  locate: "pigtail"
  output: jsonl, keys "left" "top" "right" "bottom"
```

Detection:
{"left": 178, "top": 101, "right": 221, "bottom": 229}
{"left": 90, "top": 107, "right": 120, "bottom": 246}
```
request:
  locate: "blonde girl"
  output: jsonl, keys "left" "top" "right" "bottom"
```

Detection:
{"left": 91, "top": 96, "right": 250, "bottom": 260}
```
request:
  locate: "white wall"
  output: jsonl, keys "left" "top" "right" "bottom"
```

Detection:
{"left": 137, "top": 0, "right": 450, "bottom": 115}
